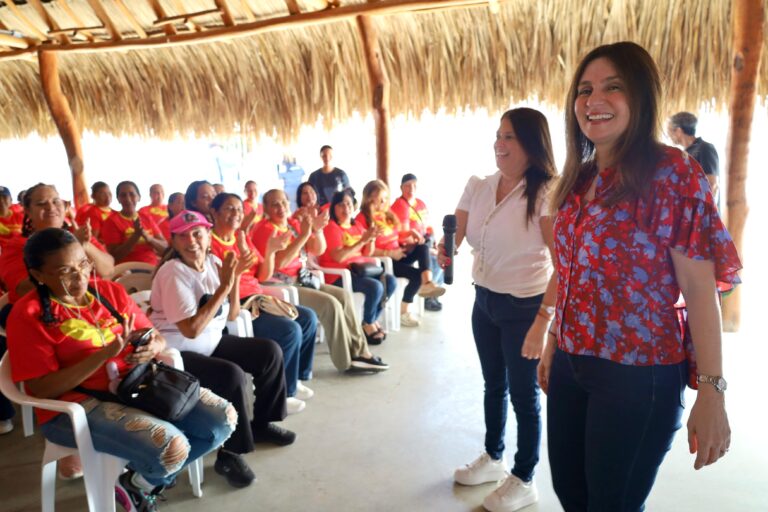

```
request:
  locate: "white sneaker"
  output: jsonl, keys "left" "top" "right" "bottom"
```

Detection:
{"left": 482, "top": 474, "right": 538, "bottom": 512}
{"left": 454, "top": 452, "right": 507, "bottom": 486}
{"left": 295, "top": 382, "right": 314, "bottom": 401}
{"left": 286, "top": 397, "right": 306, "bottom": 415}
{"left": 400, "top": 312, "right": 421, "bottom": 327}
{"left": 0, "top": 419, "right": 13, "bottom": 435}
{"left": 418, "top": 282, "right": 446, "bottom": 298}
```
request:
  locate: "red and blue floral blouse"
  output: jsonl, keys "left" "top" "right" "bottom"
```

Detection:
{"left": 553, "top": 146, "right": 742, "bottom": 366}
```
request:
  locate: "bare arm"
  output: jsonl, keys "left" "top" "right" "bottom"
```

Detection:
{"left": 522, "top": 216, "right": 558, "bottom": 359}
{"left": 670, "top": 249, "right": 730, "bottom": 470}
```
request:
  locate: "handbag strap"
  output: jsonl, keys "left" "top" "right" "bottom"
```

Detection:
{"left": 89, "top": 286, "right": 124, "bottom": 325}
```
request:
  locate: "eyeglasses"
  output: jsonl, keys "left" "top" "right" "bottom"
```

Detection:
{"left": 49, "top": 259, "right": 94, "bottom": 284}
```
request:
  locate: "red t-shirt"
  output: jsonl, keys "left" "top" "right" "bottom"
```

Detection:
{"left": 100, "top": 212, "right": 162, "bottom": 265}
{"left": 0, "top": 233, "right": 107, "bottom": 303}
{"left": 0, "top": 209, "right": 23, "bottom": 242}
{"left": 138, "top": 205, "right": 168, "bottom": 227}
{"left": 75, "top": 204, "right": 114, "bottom": 238}
{"left": 319, "top": 220, "right": 372, "bottom": 284}
{"left": 251, "top": 218, "right": 303, "bottom": 278}
{"left": 391, "top": 196, "right": 433, "bottom": 239}
{"left": 243, "top": 200, "right": 264, "bottom": 224}
{"left": 210, "top": 231, "right": 264, "bottom": 298}
{"left": 354, "top": 211, "right": 400, "bottom": 251}
{"left": 7, "top": 280, "right": 151, "bottom": 424}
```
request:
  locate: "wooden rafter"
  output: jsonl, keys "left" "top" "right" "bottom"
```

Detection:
{"left": 3, "top": 1, "right": 48, "bottom": 41}
{"left": 28, "top": 0, "right": 71, "bottom": 44}
{"left": 154, "top": 9, "right": 222, "bottom": 28}
{"left": 113, "top": 0, "right": 148, "bottom": 38}
{"left": 239, "top": 0, "right": 256, "bottom": 22}
{"left": 171, "top": 0, "right": 204, "bottom": 32}
{"left": 214, "top": 0, "right": 235, "bottom": 27}
{"left": 85, "top": 0, "right": 122, "bottom": 41}
{"left": 285, "top": 0, "right": 302, "bottom": 15}
{"left": 0, "top": 33, "right": 29, "bottom": 49}
{"left": 0, "top": 0, "right": 492, "bottom": 59}
{"left": 147, "top": 0, "right": 176, "bottom": 35}
{"left": 54, "top": 0, "right": 98, "bottom": 42}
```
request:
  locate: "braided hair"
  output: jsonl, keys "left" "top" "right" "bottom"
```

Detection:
{"left": 23, "top": 228, "right": 79, "bottom": 325}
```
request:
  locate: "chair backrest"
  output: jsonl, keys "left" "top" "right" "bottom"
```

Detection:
{"left": 129, "top": 290, "right": 152, "bottom": 313}
{"left": 115, "top": 273, "right": 153, "bottom": 294}
{"left": 111, "top": 262, "right": 155, "bottom": 280}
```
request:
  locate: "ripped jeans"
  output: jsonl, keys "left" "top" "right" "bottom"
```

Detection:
{"left": 40, "top": 388, "right": 236, "bottom": 487}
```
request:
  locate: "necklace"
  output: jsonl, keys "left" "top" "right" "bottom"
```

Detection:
{"left": 54, "top": 287, "right": 108, "bottom": 347}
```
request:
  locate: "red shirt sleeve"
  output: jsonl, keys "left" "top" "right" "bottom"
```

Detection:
{"left": 250, "top": 220, "right": 275, "bottom": 256}
{"left": 100, "top": 214, "right": 123, "bottom": 246}
{"left": 0, "top": 235, "right": 29, "bottom": 303}
{"left": 390, "top": 198, "right": 410, "bottom": 230}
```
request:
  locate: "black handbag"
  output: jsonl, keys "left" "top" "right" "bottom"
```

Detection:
{"left": 348, "top": 262, "right": 384, "bottom": 278}
{"left": 297, "top": 267, "right": 322, "bottom": 289}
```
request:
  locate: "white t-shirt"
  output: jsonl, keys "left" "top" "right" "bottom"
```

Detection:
{"left": 457, "top": 172, "right": 552, "bottom": 297}
{"left": 150, "top": 255, "right": 229, "bottom": 357}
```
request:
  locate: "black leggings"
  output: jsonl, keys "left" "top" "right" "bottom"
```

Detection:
{"left": 181, "top": 335, "right": 287, "bottom": 454}
{"left": 392, "top": 243, "right": 431, "bottom": 303}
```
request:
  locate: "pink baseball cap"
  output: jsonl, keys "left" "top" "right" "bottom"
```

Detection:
{"left": 169, "top": 210, "right": 212, "bottom": 234}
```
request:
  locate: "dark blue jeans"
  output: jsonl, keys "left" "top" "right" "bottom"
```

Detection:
{"left": 338, "top": 274, "right": 397, "bottom": 325}
{"left": 251, "top": 305, "right": 317, "bottom": 396}
{"left": 471, "top": 285, "right": 542, "bottom": 482}
{"left": 547, "top": 349, "right": 685, "bottom": 512}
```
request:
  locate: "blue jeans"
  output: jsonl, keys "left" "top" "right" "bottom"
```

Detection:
{"left": 41, "top": 393, "right": 235, "bottom": 487}
{"left": 342, "top": 274, "right": 397, "bottom": 324}
{"left": 251, "top": 305, "right": 317, "bottom": 396}
{"left": 547, "top": 349, "right": 685, "bottom": 511}
{"left": 471, "top": 285, "right": 542, "bottom": 482}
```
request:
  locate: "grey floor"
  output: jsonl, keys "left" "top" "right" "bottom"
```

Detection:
{"left": 2, "top": 277, "right": 767, "bottom": 511}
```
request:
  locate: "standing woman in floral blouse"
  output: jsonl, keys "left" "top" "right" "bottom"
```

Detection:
{"left": 538, "top": 42, "right": 742, "bottom": 511}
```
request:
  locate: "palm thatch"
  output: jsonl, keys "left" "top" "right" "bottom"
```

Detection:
{"left": 0, "top": 0, "right": 765, "bottom": 141}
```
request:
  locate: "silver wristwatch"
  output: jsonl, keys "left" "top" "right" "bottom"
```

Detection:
{"left": 696, "top": 374, "right": 727, "bottom": 393}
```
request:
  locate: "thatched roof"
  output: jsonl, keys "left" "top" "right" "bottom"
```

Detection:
{"left": 0, "top": 0, "right": 766, "bottom": 141}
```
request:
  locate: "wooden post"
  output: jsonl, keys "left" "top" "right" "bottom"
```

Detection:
{"left": 356, "top": 15, "right": 390, "bottom": 186}
{"left": 722, "top": 0, "right": 764, "bottom": 331}
{"left": 38, "top": 51, "right": 89, "bottom": 208}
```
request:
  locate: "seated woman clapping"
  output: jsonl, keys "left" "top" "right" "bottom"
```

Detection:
{"left": 209, "top": 193, "right": 318, "bottom": 411}
{"left": 150, "top": 210, "right": 294, "bottom": 488}
{"left": 356, "top": 180, "right": 445, "bottom": 327}
{"left": 101, "top": 181, "right": 167, "bottom": 265}
{"left": 7, "top": 228, "right": 235, "bottom": 510}
{"left": 319, "top": 189, "right": 396, "bottom": 346}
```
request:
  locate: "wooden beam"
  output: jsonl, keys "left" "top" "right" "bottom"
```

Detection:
{"left": 86, "top": 0, "right": 123, "bottom": 41}
{"left": 238, "top": 0, "right": 256, "bottom": 22}
{"left": 356, "top": 15, "right": 390, "bottom": 186}
{"left": 147, "top": 0, "right": 177, "bottom": 36}
{"left": 38, "top": 51, "right": 89, "bottom": 209}
{"left": 54, "top": 0, "right": 98, "bottom": 42}
{"left": 113, "top": 0, "right": 148, "bottom": 39}
{"left": 721, "top": 0, "right": 765, "bottom": 332}
{"left": 3, "top": 1, "right": 49, "bottom": 41}
{"left": 214, "top": 0, "right": 236, "bottom": 26}
{"left": 0, "top": 0, "right": 490, "bottom": 60}
{"left": 284, "top": 0, "right": 302, "bottom": 15}
{"left": 28, "top": 0, "right": 71, "bottom": 44}
{"left": 154, "top": 9, "right": 222, "bottom": 27}
{"left": 171, "top": 0, "right": 205, "bottom": 32}
{"left": 0, "top": 33, "right": 29, "bottom": 49}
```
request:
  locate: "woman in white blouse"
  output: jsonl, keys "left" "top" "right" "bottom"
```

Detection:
{"left": 443, "top": 108, "right": 558, "bottom": 512}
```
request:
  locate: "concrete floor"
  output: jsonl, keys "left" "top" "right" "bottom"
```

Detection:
{"left": 2, "top": 277, "right": 767, "bottom": 511}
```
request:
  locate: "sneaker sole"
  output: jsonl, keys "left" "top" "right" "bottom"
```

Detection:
{"left": 483, "top": 492, "right": 538, "bottom": 512}
{"left": 418, "top": 287, "right": 446, "bottom": 298}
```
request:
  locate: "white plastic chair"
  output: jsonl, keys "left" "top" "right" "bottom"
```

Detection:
{"left": 310, "top": 266, "right": 366, "bottom": 324}
{"left": 0, "top": 292, "right": 35, "bottom": 437}
{"left": 111, "top": 262, "right": 156, "bottom": 279}
{"left": 0, "top": 353, "right": 204, "bottom": 511}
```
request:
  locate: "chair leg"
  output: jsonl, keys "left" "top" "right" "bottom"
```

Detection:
{"left": 82, "top": 455, "right": 125, "bottom": 512}
{"left": 188, "top": 457, "right": 203, "bottom": 498}
{"left": 41, "top": 460, "right": 57, "bottom": 512}
{"left": 22, "top": 404, "right": 34, "bottom": 437}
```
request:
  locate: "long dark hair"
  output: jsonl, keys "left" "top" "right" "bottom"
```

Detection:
{"left": 501, "top": 108, "right": 557, "bottom": 224}
{"left": 184, "top": 180, "right": 212, "bottom": 212}
{"left": 552, "top": 41, "right": 663, "bottom": 210}
{"left": 23, "top": 228, "right": 79, "bottom": 324}
{"left": 329, "top": 189, "right": 357, "bottom": 225}
{"left": 296, "top": 182, "right": 318, "bottom": 209}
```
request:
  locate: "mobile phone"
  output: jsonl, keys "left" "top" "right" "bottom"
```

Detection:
{"left": 129, "top": 328, "right": 155, "bottom": 348}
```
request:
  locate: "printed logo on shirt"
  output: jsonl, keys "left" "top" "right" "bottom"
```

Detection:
{"left": 149, "top": 207, "right": 168, "bottom": 218}
{"left": 59, "top": 318, "right": 117, "bottom": 347}
{"left": 342, "top": 231, "right": 361, "bottom": 247}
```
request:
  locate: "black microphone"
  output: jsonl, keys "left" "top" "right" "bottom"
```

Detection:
{"left": 442, "top": 214, "right": 456, "bottom": 285}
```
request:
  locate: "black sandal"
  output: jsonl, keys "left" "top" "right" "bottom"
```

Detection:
{"left": 364, "top": 329, "right": 385, "bottom": 345}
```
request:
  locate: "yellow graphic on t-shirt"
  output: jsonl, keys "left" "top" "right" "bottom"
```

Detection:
{"left": 342, "top": 230, "right": 361, "bottom": 247}
{"left": 372, "top": 213, "right": 394, "bottom": 235}
{"left": 60, "top": 318, "right": 116, "bottom": 347}
{"left": 0, "top": 223, "right": 10, "bottom": 235}
{"left": 99, "top": 207, "right": 112, "bottom": 220}
{"left": 124, "top": 226, "right": 147, "bottom": 244}
{"left": 149, "top": 207, "right": 168, "bottom": 218}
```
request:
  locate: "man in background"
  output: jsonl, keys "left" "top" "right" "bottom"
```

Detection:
{"left": 308, "top": 145, "right": 350, "bottom": 207}
{"left": 667, "top": 111, "right": 720, "bottom": 207}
